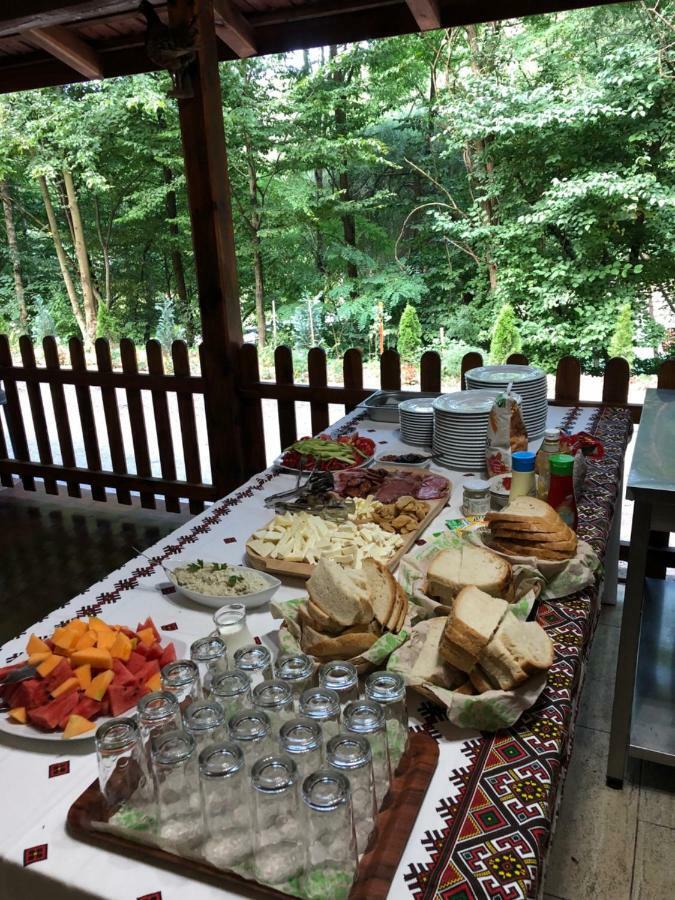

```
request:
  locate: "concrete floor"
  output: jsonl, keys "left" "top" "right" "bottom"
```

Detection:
{"left": 543, "top": 584, "right": 675, "bottom": 900}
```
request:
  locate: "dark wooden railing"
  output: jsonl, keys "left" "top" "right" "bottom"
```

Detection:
{"left": 1, "top": 334, "right": 674, "bottom": 510}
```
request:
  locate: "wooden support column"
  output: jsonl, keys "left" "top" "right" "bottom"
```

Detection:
{"left": 168, "top": 0, "right": 245, "bottom": 496}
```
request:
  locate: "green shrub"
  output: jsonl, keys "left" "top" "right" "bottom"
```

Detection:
{"left": 489, "top": 303, "right": 522, "bottom": 364}
{"left": 397, "top": 303, "right": 422, "bottom": 361}
{"left": 442, "top": 341, "right": 485, "bottom": 380}
{"left": 608, "top": 302, "right": 634, "bottom": 364}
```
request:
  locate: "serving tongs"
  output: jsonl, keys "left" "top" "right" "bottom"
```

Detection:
{"left": 264, "top": 460, "right": 323, "bottom": 508}
{"left": 0, "top": 665, "right": 39, "bottom": 709}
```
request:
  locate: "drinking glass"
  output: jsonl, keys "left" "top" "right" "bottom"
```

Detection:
{"left": 251, "top": 755, "right": 304, "bottom": 886}
{"left": 228, "top": 708, "right": 273, "bottom": 768}
{"left": 301, "top": 770, "right": 358, "bottom": 900}
{"left": 364, "top": 671, "right": 408, "bottom": 768}
{"left": 212, "top": 602, "right": 254, "bottom": 654}
{"left": 199, "top": 743, "right": 252, "bottom": 869}
{"left": 151, "top": 729, "right": 203, "bottom": 849}
{"left": 183, "top": 699, "right": 226, "bottom": 752}
{"left": 161, "top": 660, "right": 202, "bottom": 711}
{"left": 137, "top": 691, "right": 182, "bottom": 763}
{"left": 275, "top": 653, "right": 314, "bottom": 697}
{"left": 326, "top": 733, "right": 377, "bottom": 857}
{"left": 299, "top": 687, "right": 341, "bottom": 740}
{"left": 343, "top": 700, "right": 391, "bottom": 808}
{"left": 279, "top": 718, "right": 323, "bottom": 779}
{"left": 210, "top": 668, "right": 252, "bottom": 722}
{"left": 252, "top": 679, "right": 294, "bottom": 731}
{"left": 96, "top": 717, "right": 150, "bottom": 810}
{"left": 233, "top": 644, "right": 273, "bottom": 688}
{"left": 318, "top": 661, "right": 359, "bottom": 707}
{"left": 190, "top": 635, "right": 228, "bottom": 693}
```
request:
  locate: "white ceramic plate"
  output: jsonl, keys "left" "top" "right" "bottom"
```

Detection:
{"left": 0, "top": 637, "right": 188, "bottom": 744}
{"left": 166, "top": 562, "right": 281, "bottom": 610}
{"left": 399, "top": 397, "right": 437, "bottom": 414}
{"left": 273, "top": 451, "right": 373, "bottom": 474}
{"left": 465, "top": 365, "right": 545, "bottom": 384}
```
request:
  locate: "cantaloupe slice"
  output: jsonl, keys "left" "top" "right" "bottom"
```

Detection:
{"left": 136, "top": 628, "right": 155, "bottom": 648}
{"left": 63, "top": 714, "right": 96, "bottom": 739}
{"left": 50, "top": 676, "right": 80, "bottom": 699}
{"left": 96, "top": 630, "right": 117, "bottom": 652}
{"left": 71, "top": 648, "right": 112, "bottom": 670}
{"left": 52, "top": 627, "right": 77, "bottom": 653}
{"left": 88, "top": 617, "right": 112, "bottom": 634}
{"left": 26, "top": 634, "right": 50, "bottom": 655}
{"left": 8, "top": 707, "right": 26, "bottom": 724}
{"left": 27, "top": 651, "right": 51, "bottom": 667}
{"left": 73, "top": 664, "right": 92, "bottom": 691}
{"left": 66, "top": 618, "right": 88, "bottom": 637}
{"left": 145, "top": 672, "right": 162, "bottom": 693}
{"left": 85, "top": 669, "right": 114, "bottom": 701}
{"left": 74, "top": 630, "right": 97, "bottom": 652}
{"left": 37, "top": 654, "right": 62, "bottom": 677}
{"left": 109, "top": 632, "right": 132, "bottom": 661}
{"left": 130, "top": 637, "right": 138, "bottom": 649}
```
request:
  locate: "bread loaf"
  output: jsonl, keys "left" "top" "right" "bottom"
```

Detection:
{"left": 439, "top": 587, "right": 508, "bottom": 671}
{"left": 425, "top": 545, "right": 513, "bottom": 604}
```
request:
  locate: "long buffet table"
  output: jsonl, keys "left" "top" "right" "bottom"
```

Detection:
{"left": 0, "top": 403, "right": 632, "bottom": 900}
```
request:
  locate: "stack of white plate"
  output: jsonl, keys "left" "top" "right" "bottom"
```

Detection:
{"left": 399, "top": 396, "right": 435, "bottom": 447}
{"left": 465, "top": 364, "right": 548, "bottom": 440}
{"left": 432, "top": 390, "right": 503, "bottom": 470}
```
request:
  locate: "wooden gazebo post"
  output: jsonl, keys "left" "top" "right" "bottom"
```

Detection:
{"left": 168, "top": 0, "right": 245, "bottom": 496}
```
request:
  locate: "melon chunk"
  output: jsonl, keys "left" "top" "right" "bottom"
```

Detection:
{"left": 63, "top": 714, "right": 96, "bottom": 739}
{"left": 52, "top": 627, "right": 77, "bottom": 653}
{"left": 85, "top": 669, "right": 114, "bottom": 701}
{"left": 37, "top": 654, "right": 62, "bottom": 678}
{"left": 109, "top": 632, "right": 132, "bottom": 661}
{"left": 88, "top": 617, "right": 113, "bottom": 634}
{"left": 96, "top": 630, "right": 117, "bottom": 652}
{"left": 71, "top": 648, "right": 112, "bottom": 670}
{"left": 27, "top": 651, "right": 51, "bottom": 667}
{"left": 73, "top": 664, "right": 92, "bottom": 691}
{"left": 145, "top": 672, "right": 162, "bottom": 693}
{"left": 136, "top": 628, "right": 155, "bottom": 648}
{"left": 9, "top": 706, "right": 26, "bottom": 724}
{"left": 26, "top": 634, "right": 50, "bottom": 655}
{"left": 74, "top": 630, "right": 97, "bottom": 652}
{"left": 50, "top": 676, "right": 80, "bottom": 699}
{"left": 66, "top": 619, "right": 88, "bottom": 637}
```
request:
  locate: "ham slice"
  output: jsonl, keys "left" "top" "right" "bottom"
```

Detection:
{"left": 417, "top": 474, "right": 450, "bottom": 499}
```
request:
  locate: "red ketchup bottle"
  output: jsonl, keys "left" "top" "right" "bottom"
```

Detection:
{"left": 547, "top": 453, "right": 577, "bottom": 530}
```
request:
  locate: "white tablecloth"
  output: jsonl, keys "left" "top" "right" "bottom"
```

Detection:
{"left": 0, "top": 406, "right": 596, "bottom": 900}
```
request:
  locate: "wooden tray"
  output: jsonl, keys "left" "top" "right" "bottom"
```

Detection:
{"left": 67, "top": 731, "right": 438, "bottom": 899}
{"left": 245, "top": 491, "right": 450, "bottom": 580}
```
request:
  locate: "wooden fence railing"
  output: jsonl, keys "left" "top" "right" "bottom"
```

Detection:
{"left": 1, "top": 335, "right": 674, "bottom": 510}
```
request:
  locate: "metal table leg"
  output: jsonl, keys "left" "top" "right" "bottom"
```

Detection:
{"left": 606, "top": 499, "right": 652, "bottom": 788}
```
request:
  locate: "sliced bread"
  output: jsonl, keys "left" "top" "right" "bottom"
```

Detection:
{"left": 439, "top": 587, "right": 508, "bottom": 672}
{"left": 362, "top": 558, "right": 396, "bottom": 628}
{"left": 485, "top": 495, "right": 561, "bottom": 525}
{"left": 489, "top": 523, "right": 574, "bottom": 543}
{"left": 306, "top": 558, "right": 373, "bottom": 626}
{"left": 491, "top": 539, "right": 574, "bottom": 561}
{"left": 425, "top": 545, "right": 513, "bottom": 604}
{"left": 500, "top": 618, "right": 554, "bottom": 675}
{"left": 300, "top": 623, "right": 378, "bottom": 660}
{"left": 305, "top": 597, "right": 344, "bottom": 634}
{"left": 409, "top": 617, "right": 466, "bottom": 689}
{"left": 468, "top": 665, "right": 495, "bottom": 693}
{"left": 477, "top": 611, "right": 545, "bottom": 690}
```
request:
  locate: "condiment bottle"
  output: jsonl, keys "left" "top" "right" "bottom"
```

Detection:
{"left": 547, "top": 453, "right": 577, "bottom": 529}
{"left": 509, "top": 451, "right": 536, "bottom": 501}
{"left": 535, "top": 429, "right": 561, "bottom": 499}
{"left": 462, "top": 478, "right": 490, "bottom": 517}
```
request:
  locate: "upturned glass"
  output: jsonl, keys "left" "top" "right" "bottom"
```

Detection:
{"left": 151, "top": 729, "right": 203, "bottom": 850}
{"left": 199, "top": 743, "right": 252, "bottom": 869}
{"left": 160, "top": 659, "right": 202, "bottom": 712}
{"left": 190, "top": 635, "right": 228, "bottom": 693}
{"left": 279, "top": 718, "right": 323, "bottom": 779}
{"left": 252, "top": 679, "right": 294, "bottom": 731}
{"left": 325, "top": 733, "right": 377, "bottom": 856}
{"left": 364, "top": 671, "right": 408, "bottom": 768}
{"left": 251, "top": 754, "right": 304, "bottom": 886}
{"left": 210, "top": 668, "right": 252, "bottom": 722}
{"left": 275, "top": 652, "right": 314, "bottom": 697}
{"left": 233, "top": 644, "right": 273, "bottom": 688}
{"left": 299, "top": 686, "right": 341, "bottom": 740}
{"left": 96, "top": 717, "right": 150, "bottom": 810}
{"left": 228, "top": 707, "right": 273, "bottom": 768}
{"left": 342, "top": 700, "right": 391, "bottom": 808}
{"left": 183, "top": 699, "right": 226, "bottom": 753}
{"left": 318, "top": 661, "right": 359, "bottom": 707}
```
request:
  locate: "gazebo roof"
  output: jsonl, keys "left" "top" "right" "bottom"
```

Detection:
{"left": 0, "top": 0, "right": 617, "bottom": 94}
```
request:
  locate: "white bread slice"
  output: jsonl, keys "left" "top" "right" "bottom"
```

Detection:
{"left": 305, "top": 598, "right": 344, "bottom": 635}
{"left": 394, "top": 585, "right": 408, "bottom": 633}
{"left": 490, "top": 522, "right": 574, "bottom": 543}
{"left": 426, "top": 545, "right": 513, "bottom": 604}
{"left": 300, "top": 623, "right": 377, "bottom": 660}
{"left": 387, "top": 583, "right": 406, "bottom": 632}
{"left": 306, "top": 558, "right": 373, "bottom": 626}
{"left": 409, "top": 617, "right": 466, "bottom": 689}
{"left": 491, "top": 539, "right": 574, "bottom": 561}
{"left": 362, "top": 559, "right": 395, "bottom": 628}
{"left": 485, "top": 496, "right": 561, "bottom": 527}
{"left": 468, "top": 665, "right": 496, "bottom": 693}
{"left": 439, "top": 587, "right": 508, "bottom": 672}
{"left": 477, "top": 612, "right": 553, "bottom": 690}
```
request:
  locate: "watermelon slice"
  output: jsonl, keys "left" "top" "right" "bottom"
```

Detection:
{"left": 28, "top": 692, "right": 78, "bottom": 732}
{"left": 145, "top": 642, "right": 163, "bottom": 661}
{"left": 158, "top": 643, "right": 177, "bottom": 668}
{"left": 135, "top": 660, "right": 160, "bottom": 686}
{"left": 43, "top": 658, "right": 73, "bottom": 692}
{"left": 73, "top": 696, "right": 102, "bottom": 720}
{"left": 126, "top": 651, "right": 146, "bottom": 674}
{"left": 100, "top": 695, "right": 111, "bottom": 716}
{"left": 134, "top": 642, "right": 150, "bottom": 659}
{"left": 9, "top": 678, "right": 49, "bottom": 710}
{"left": 107, "top": 681, "right": 145, "bottom": 716}
{"left": 118, "top": 626, "right": 137, "bottom": 640}
{"left": 111, "top": 659, "right": 136, "bottom": 686}
{"left": 136, "top": 617, "right": 160, "bottom": 642}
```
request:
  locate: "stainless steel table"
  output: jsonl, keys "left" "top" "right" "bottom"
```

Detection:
{"left": 607, "top": 388, "right": 675, "bottom": 787}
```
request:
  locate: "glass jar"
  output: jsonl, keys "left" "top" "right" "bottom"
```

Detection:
{"left": 325, "top": 733, "right": 377, "bottom": 857}
{"left": 343, "top": 700, "right": 391, "bottom": 808}
{"left": 212, "top": 602, "right": 253, "bottom": 654}
{"left": 190, "top": 635, "right": 228, "bottom": 694}
{"left": 299, "top": 687, "right": 342, "bottom": 740}
{"left": 137, "top": 691, "right": 182, "bottom": 762}
{"left": 199, "top": 743, "right": 252, "bottom": 869}
{"left": 509, "top": 450, "right": 536, "bottom": 500}
{"left": 228, "top": 708, "right": 273, "bottom": 768}
{"left": 318, "top": 661, "right": 359, "bottom": 707}
{"left": 160, "top": 660, "right": 202, "bottom": 712}
{"left": 364, "top": 671, "right": 408, "bottom": 769}
{"left": 462, "top": 478, "right": 490, "bottom": 517}
{"left": 535, "top": 428, "right": 561, "bottom": 499}
{"left": 183, "top": 699, "right": 226, "bottom": 753}
{"left": 301, "top": 770, "right": 358, "bottom": 900}
{"left": 96, "top": 717, "right": 151, "bottom": 810}
{"left": 234, "top": 644, "right": 274, "bottom": 689}
{"left": 151, "top": 729, "right": 203, "bottom": 850}
{"left": 252, "top": 679, "right": 294, "bottom": 731}
{"left": 210, "top": 669, "right": 252, "bottom": 722}
{"left": 251, "top": 755, "right": 304, "bottom": 886}
{"left": 275, "top": 653, "right": 314, "bottom": 697}
{"left": 279, "top": 718, "right": 323, "bottom": 779}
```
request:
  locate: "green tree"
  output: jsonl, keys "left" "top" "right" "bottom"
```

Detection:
{"left": 490, "top": 303, "right": 521, "bottom": 363}
{"left": 609, "top": 302, "right": 634, "bottom": 363}
{"left": 397, "top": 303, "right": 422, "bottom": 360}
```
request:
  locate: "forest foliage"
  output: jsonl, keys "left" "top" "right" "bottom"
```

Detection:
{"left": 0, "top": 3, "right": 674, "bottom": 373}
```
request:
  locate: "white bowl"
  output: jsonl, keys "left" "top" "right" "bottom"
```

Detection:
{"left": 165, "top": 562, "right": 281, "bottom": 610}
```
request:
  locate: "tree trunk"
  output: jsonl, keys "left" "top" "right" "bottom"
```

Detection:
{"left": 62, "top": 169, "right": 97, "bottom": 345}
{"left": 314, "top": 167, "right": 326, "bottom": 276}
{"left": 244, "top": 139, "right": 266, "bottom": 349}
{"left": 0, "top": 180, "right": 28, "bottom": 327}
{"left": 38, "top": 175, "right": 88, "bottom": 341}
{"left": 330, "top": 45, "right": 358, "bottom": 280}
{"left": 162, "top": 165, "right": 193, "bottom": 341}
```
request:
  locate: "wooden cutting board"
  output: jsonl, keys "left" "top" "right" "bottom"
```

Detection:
{"left": 245, "top": 490, "right": 450, "bottom": 580}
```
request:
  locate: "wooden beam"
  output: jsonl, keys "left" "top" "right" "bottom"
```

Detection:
{"left": 26, "top": 24, "right": 103, "bottom": 79}
{"left": 0, "top": 1, "right": 131, "bottom": 38}
{"left": 250, "top": 0, "right": 396, "bottom": 27}
{"left": 212, "top": 0, "right": 256, "bottom": 57}
{"left": 405, "top": 0, "right": 441, "bottom": 30}
{"left": 168, "top": 0, "right": 246, "bottom": 494}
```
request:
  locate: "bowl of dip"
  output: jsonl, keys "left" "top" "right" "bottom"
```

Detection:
{"left": 166, "top": 560, "right": 281, "bottom": 609}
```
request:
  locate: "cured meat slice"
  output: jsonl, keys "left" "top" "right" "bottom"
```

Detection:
{"left": 417, "top": 474, "right": 450, "bottom": 499}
